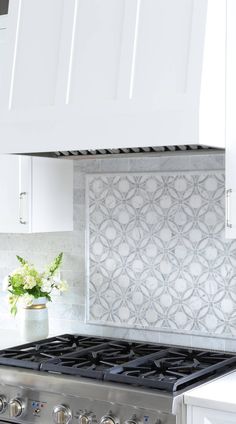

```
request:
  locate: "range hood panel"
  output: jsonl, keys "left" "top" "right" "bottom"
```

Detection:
{"left": 0, "top": 0, "right": 225, "bottom": 153}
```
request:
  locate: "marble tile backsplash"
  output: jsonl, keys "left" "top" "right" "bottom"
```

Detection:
{"left": 87, "top": 171, "right": 236, "bottom": 337}
{"left": 1, "top": 152, "right": 236, "bottom": 352}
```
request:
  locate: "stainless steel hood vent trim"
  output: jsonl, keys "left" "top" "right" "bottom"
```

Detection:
{"left": 26, "top": 145, "right": 224, "bottom": 159}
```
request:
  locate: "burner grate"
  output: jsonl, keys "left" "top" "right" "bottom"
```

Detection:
{"left": 41, "top": 341, "right": 168, "bottom": 379}
{"left": 0, "top": 334, "right": 110, "bottom": 370}
{"left": 105, "top": 348, "right": 236, "bottom": 391}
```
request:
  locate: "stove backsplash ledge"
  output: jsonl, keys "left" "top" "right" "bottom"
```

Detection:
{"left": 1, "top": 152, "right": 236, "bottom": 352}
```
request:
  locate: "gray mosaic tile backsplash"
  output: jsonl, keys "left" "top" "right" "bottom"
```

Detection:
{"left": 2, "top": 152, "right": 236, "bottom": 352}
{"left": 87, "top": 171, "right": 236, "bottom": 337}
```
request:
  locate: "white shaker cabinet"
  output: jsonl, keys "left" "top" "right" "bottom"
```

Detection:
{"left": 0, "top": 7, "right": 8, "bottom": 110}
{"left": 187, "top": 406, "right": 236, "bottom": 424}
{"left": 0, "top": 155, "right": 73, "bottom": 233}
{"left": 185, "top": 372, "right": 236, "bottom": 424}
{"left": 226, "top": 0, "right": 236, "bottom": 238}
{"left": 0, "top": 0, "right": 208, "bottom": 153}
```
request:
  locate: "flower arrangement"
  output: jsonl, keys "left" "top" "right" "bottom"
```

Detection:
{"left": 5, "top": 253, "right": 68, "bottom": 316}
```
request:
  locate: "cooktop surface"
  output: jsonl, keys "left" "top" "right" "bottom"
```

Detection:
{"left": 0, "top": 334, "right": 235, "bottom": 392}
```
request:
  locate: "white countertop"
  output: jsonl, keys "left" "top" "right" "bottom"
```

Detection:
{"left": 185, "top": 371, "right": 236, "bottom": 413}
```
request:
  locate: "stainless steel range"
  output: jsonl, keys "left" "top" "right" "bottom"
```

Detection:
{"left": 0, "top": 334, "right": 234, "bottom": 424}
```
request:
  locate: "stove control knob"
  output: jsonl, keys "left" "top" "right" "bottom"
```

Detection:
{"left": 0, "top": 395, "right": 7, "bottom": 413}
{"left": 53, "top": 405, "right": 72, "bottom": 424}
{"left": 100, "top": 414, "right": 119, "bottom": 424}
{"left": 9, "top": 399, "right": 25, "bottom": 418}
{"left": 125, "top": 418, "right": 141, "bottom": 424}
{"left": 78, "top": 413, "right": 93, "bottom": 424}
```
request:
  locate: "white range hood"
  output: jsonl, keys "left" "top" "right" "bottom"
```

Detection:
{"left": 0, "top": 0, "right": 229, "bottom": 153}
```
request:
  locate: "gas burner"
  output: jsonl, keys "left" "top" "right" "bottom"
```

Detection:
{"left": 105, "top": 348, "right": 236, "bottom": 391}
{"left": 0, "top": 334, "right": 110, "bottom": 370}
{"left": 41, "top": 341, "right": 168, "bottom": 378}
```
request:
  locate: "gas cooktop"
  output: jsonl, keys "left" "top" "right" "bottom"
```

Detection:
{"left": 0, "top": 334, "right": 235, "bottom": 393}
{"left": 0, "top": 334, "right": 111, "bottom": 369}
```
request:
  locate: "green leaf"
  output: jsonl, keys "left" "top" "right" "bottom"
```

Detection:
{"left": 28, "top": 286, "right": 42, "bottom": 298}
{"left": 41, "top": 292, "right": 51, "bottom": 302}
{"left": 47, "top": 252, "right": 63, "bottom": 277}
{"left": 16, "top": 255, "right": 28, "bottom": 266}
{"left": 10, "top": 304, "right": 17, "bottom": 316}
{"left": 10, "top": 287, "right": 25, "bottom": 296}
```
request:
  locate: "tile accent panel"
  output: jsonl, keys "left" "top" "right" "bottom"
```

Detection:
{"left": 87, "top": 170, "right": 236, "bottom": 337}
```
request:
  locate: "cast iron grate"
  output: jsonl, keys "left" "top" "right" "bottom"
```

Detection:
{"left": 41, "top": 341, "right": 168, "bottom": 379}
{"left": 104, "top": 348, "right": 236, "bottom": 391}
{"left": 0, "top": 334, "right": 110, "bottom": 370}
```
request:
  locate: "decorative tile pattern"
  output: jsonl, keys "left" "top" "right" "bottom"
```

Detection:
{"left": 87, "top": 171, "right": 236, "bottom": 336}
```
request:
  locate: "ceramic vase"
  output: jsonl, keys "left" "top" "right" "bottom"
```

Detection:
{"left": 20, "top": 297, "right": 49, "bottom": 342}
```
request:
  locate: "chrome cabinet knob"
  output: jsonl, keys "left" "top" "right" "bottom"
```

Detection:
{"left": 0, "top": 395, "right": 7, "bottom": 413}
{"left": 78, "top": 413, "right": 93, "bottom": 424}
{"left": 53, "top": 404, "right": 72, "bottom": 424}
{"left": 100, "top": 414, "right": 119, "bottom": 424}
{"left": 9, "top": 398, "right": 25, "bottom": 418}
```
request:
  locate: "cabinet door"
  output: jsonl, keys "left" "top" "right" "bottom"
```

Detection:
{"left": 189, "top": 406, "right": 236, "bottom": 424}
{"left": 0, "top": 0, "right": 207, "bottom": 153}
{"left": 0, "top": 3, "right": 8, "bottom": 110}
{"left": 0, "top": 155, "right": 73, "bottom": 233}
{"left": 0, "top": 24, "right": 7, "bottom": 110}
{"left": 31, "top": 157, "right": 73, "bottom": 233}
{"left": 0, "top": 155, "right": 30, "bottom": 233}
{"left": 0, "top": 0, "right": 67, "bottom": 153}
{"left": 226, "top": 0, "right": 236, "bottom": 238}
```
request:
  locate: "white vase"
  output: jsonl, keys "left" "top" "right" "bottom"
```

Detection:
{"left": 20, "top": 297, "right": 49, "bottom": 342}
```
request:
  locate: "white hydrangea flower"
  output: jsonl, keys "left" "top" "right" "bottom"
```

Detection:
{"left": 11, "top": 267, "right": 24, "bottom": 276}
{"left": 23, "top": 264, "right": 35, "bottom": 275}
{"left": 41, "top": 278, "right": 52, "bottom": 293}
{"left": 23, "top": 275, "right": 37, "bottom": 290}
{"left": 20, "top": 294, "right": 34, "bottom": 307}
{"left": 57, "top": 280, "right": 68, "bottom": 292}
